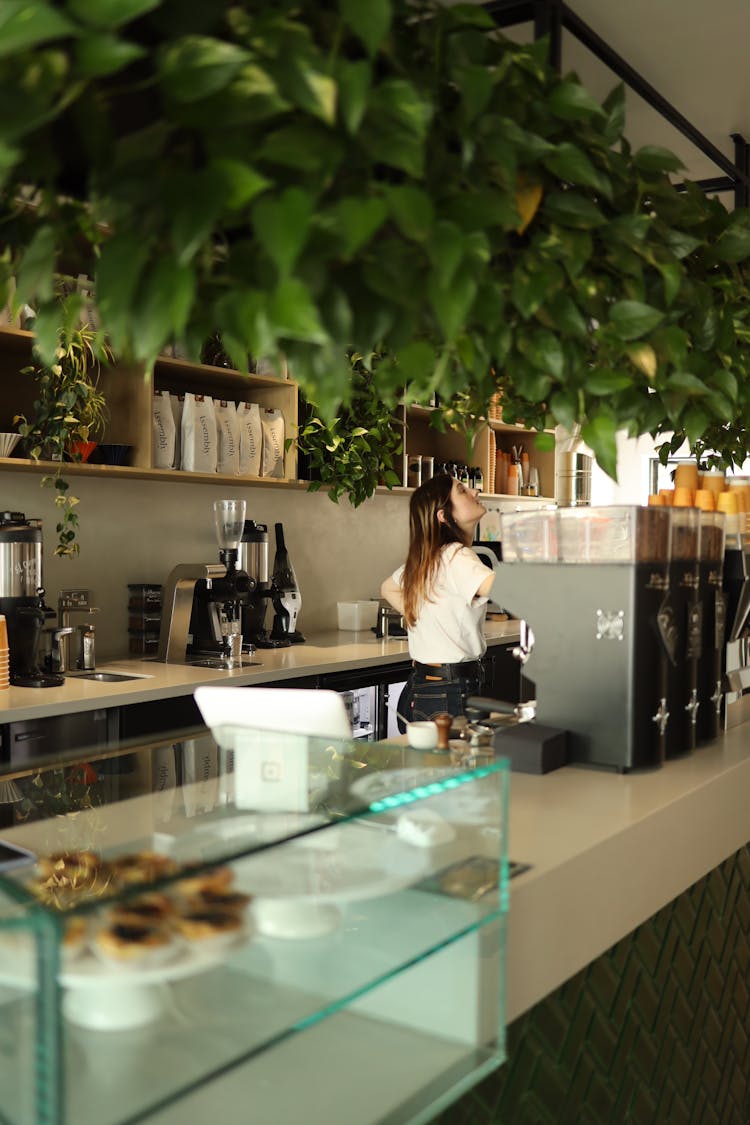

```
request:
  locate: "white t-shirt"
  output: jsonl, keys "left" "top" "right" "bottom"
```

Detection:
{"left": 392, "top": 543, "right": 491, "bottom": 664}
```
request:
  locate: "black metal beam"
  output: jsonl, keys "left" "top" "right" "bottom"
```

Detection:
{"left": 533, "top": 0, "right": 562, "bottom": 71}
{"left": 559, "top": 4, "right": 750, "bottom": 191}
{"left": 732, "top": 134, "right": 749, "bottom": 208}
{"left": 674, "top": 177, "right": 735, "bottom": 195}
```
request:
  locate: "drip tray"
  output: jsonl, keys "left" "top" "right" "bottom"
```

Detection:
{"left": 187, "top": 659, "right": 262, "bottom": 669}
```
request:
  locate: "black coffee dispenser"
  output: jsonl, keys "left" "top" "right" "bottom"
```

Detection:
{"left": 696, "top": 511, "right": 726, "bottom": 743}
{"left": 662, "top": 507, "right": 701, "bottom": 758}
{"left": 0, "top": 512, "right": 60, "bottom": 687}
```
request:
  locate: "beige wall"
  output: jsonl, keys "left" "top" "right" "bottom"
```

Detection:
{"left": 0, "top": 469, "right": 410, "bottom": 661}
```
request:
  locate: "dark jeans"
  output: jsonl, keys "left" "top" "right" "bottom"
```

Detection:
{"left": 398, "top": 661, "right": 483, "bottom": 732}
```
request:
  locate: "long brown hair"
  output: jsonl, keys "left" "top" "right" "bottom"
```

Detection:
{"left": 402, "top": 474, "right": 465, "bottom": 627}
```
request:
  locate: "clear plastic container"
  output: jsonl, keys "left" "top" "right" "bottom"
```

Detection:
{"left": 557, "top": 506, "right": 672, "bottom": 564}
{"left": 499, "top": 510, "right": 558, "bottom": 562}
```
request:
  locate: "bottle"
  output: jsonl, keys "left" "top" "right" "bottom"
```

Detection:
{"left": 471, "top": 466, "right": 484, "bottom": 492}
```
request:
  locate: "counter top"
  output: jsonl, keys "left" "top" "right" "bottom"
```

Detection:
{"left": 507, "top": 722, "right": 750, "bottom": 1021}
{"left": 0, "top": 621, "right": 520, "bottom": 724}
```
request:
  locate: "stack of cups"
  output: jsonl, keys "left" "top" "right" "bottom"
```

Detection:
{"left": 673, "top": 462, "right": 699, "bottom": 505}
{"left": 0, "top": 615, "right": 9, "bottom": 690}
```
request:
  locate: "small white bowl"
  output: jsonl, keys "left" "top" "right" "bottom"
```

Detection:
{"left": 406, "top": 720, "right": 438, "bottom": 750}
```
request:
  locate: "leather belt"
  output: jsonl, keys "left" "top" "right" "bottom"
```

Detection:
{"left": 413, "top": 660, "right": 481, "bottom": 680}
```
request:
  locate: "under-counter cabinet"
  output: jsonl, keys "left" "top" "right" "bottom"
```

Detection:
{"left": 0, "top": 731, "right": 508, "bottom": 1124}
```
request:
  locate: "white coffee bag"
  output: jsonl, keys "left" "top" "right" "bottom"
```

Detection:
{"left": 237, "top": 401, "right": 263, "bottom": 476}
{"left": 181, "top": 392, "right": 217, "bottom": 473}
{"left": 215, "top": 399, "right": 241, "bottom": 475}
{"left": 152, "top": 389, "right": 176, "bottom": 469}
{"left": 261, "top": 407, "right": 285, "bottom": 478}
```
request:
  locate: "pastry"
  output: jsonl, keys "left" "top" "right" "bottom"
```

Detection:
{"left": 38, "top": 850, "right": 100, "bottom": 880}
{"left": 188, "top": 889, "right": 251, "bottom": 915}
{"left": 109, "top": 893, "right": 174, "bottom": 927}
{"left": 173, "top": 908, "right": 243, "bottom": 943}
{"left": 110, "top": 851, "right": 179, "bottom": 886}
{"left": 173, "top": 864, "right": 234, "bottom": 899}
{"left": 94, "top": 921, "right": 175, "bottom": 964}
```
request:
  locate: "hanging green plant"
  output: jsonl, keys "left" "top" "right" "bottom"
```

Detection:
{"left": 295, "top": 353, "right": 403, "bottom": 505}
{"left": 15, "top": 298, "right": 112, "bottom": 557}
{"left": 3, "top": 2, "right": 750, "bottom": 476}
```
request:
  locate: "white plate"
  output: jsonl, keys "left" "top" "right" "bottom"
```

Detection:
{"left": 233, "top": 822, "right": 429, "bottom": 905}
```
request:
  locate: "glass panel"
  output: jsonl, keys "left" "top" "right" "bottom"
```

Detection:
{"left": 0, "top": 729, "right": 508, "bottom": 1125}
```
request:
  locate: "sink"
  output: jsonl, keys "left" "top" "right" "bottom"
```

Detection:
{"left": 70, "top": 672, "right": 143, "bottom": 682}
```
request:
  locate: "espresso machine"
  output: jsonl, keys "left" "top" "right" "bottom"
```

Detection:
{"left": 238, "top": 520, "right": 291, "bottom": 650}
{"left": 496, "top": 506, "right": 673, "bottom": 772}
{"left": 0, "top": 511, "right": 60, "bottom": 687}
{"left": 185, "top": 500, "right": 253, "bottom": 667}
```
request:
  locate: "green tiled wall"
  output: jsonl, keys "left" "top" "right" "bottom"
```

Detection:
{"left": 438, "top": 844, "right": 750, "bottom": 1124}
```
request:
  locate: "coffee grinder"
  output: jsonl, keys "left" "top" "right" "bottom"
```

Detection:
{"left": 239, "top": 520, "right": 291, "bottom": 650}
{"left": 187, "top": 500, "right": 253, "bottom": 666}
{"left": 0, "top": 511, "right": 60, "bottom": 687}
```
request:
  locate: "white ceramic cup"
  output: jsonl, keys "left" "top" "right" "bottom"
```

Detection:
{"left": 406, "top": 720, "right": 438, "bottom": 750}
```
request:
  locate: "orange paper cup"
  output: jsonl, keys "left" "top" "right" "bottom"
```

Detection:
{"left": 673, "top": 486, "right": 694, "bottom": 508}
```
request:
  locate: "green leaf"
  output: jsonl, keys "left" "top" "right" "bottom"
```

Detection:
{"left": 684, "top": 407, "right": 711, "bottom": 447}
{"left": 68, "top": 0, "right": 159, "bottom": 28}
{"left": 428, "top": 264, "right": 477, "bottom": 341}
{"left": 519, "top": 328, "right": 565, "bottom": 378}
{"left": 548, "top": 80, "right": 605, "bottom": 121}
{"left": 544, "top": 191, "right": 606, "bottom": 229}
{"left": 633, "top": 145, "right": 685, "bottom": 173}
{"left": 543, "top": 143, "right": 607, "bottom": 193}
{"left": 397, "top": 341, "right": 437, "bottom": 385}
{"left": 656, "top": 260, "right": 682, "bottom": 307}
{"left": 331, "top": 196, "right": 387, "bottom": 258}
{"left": 548, "top": 389, "right": 578, "bottom": 432}
{"left": 429, "top": 221, "right": 465, "bottom": 289}
{"left": 258, "top": 124, "right": 341, "bottom": 173}
{"left": 384, "top": 185, "right": 433, "bottom": 242}
{"left": 211, "top": 158, "right": 270, "bottom": 209}
{"left": 74, "top": 33, "right": 144, "bottom": 76}
{"left": 511, "top": 260, "right": 564, "bottom": 318}
{"left": 96, "top": 233, "right": 150, "bottom": 352}
{"left": 609, "top": 300, "right": 664, "bottom": 341}
{"left": 133, "top": 260, "right": 195, "bottom": 362}
{"left": 535, "top": 432, "right": 556, "bottom": 453}
{"left": 710, "top": 369, "right": 738, "bottom": 402}
{"left": 693, "top": 306, "right": 718, "bottom": 351}
{"left": 585, "top": 369, "right": 634, "bottom": 394}
{"left": 454, "top": 63, "right": 492, "bottom": 121}
{"left": 253, "top": 188, "right": 315, "bottom": 277}
{"left": 601, "top": 82, "right": 626, "bottom": 143}
{"left": 16, "top": 226, "right": 56, "bottom": 306}
{"left": 159, "top": 36, "right": 250, "bottom": 103}
{"left": 363, "top": 79, "right": 432, "bottom": 178}
{"left": 170, "top": 171, "right": 224, "bottom": 265}
{"left": 581, "top": 413, "right": 618, "bottom": 479}
{"left": 606, "top": 214, "right": 651, "bottom": 246}
{"left": 665, "top": 229, "right": 702, "bottom": 260}
{"left": 667, "top": 371, "right": 709, "bottom": 395}
{"left": 284, "top": 59, "right": 337, "bottom": 125}
{"left": 542, "top": 292, "right": 588, "bottom": 338}
{"left": 335, "top": 60, "right": 371, "bottom": 134}
{"left": 0, "top": 3, "right": 75, "bottom": 57}
{"left": 713, "top": 223, "right": 750, "bottom": 263}
{"left": 269, "top": 279, "right": 328, "bottom": 343}
{"left": 340, "top": 0, "right": 392, "bottom": 56}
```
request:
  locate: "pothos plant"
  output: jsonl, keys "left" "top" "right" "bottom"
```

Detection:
{"left": 15, "top": 300, "right": 112, "bottom": 557}
{"left": 3, "top": 1, "right": 750, "bottom": 488}
{"left": 295, "top": 353, "right": 403, "bottom": 505}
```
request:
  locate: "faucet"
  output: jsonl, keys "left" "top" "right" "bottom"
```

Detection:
{"left": 156, "top": 563, "right": 227, "bottom": 663}
{"left": 58, "top": 589, "right": 100, "bottom": 672}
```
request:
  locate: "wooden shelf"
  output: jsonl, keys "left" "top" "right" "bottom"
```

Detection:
{"left": 0, "top": 456, "right": 304, "bottom": 489}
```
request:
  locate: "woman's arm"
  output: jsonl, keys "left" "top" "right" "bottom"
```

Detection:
{"left": 380, "top": 575, "right": 404, "bottom": 613}
{"left": 476, "top": 569, "right": 496, "bottom": 599}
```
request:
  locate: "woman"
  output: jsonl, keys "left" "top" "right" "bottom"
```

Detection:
{"left": 381, "top": 473, "right": 496, "bottom": 728}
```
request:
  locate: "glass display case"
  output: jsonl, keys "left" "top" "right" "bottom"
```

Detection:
{"left": 0, "top": 726, "right": 509, "bottom": 1125}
